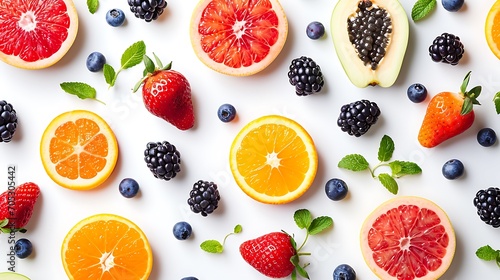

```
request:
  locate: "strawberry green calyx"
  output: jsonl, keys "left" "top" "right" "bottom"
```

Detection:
{"left": 459, "top": 71, "right": 481, "bottom": 115}
{"left": 289, "top": 209, "right": 333, "bottom": 280}
{"left": 133, "top": 53, "right": 172, "bottom": 93}
{"left": 0, "top": 218, "right": 27, "bottom": 234}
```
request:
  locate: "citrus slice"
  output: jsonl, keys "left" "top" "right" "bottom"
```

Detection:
{"left": 0, "top": 272, "right": 30, "bottom": 280}
{"left": 40, "top": 110, "right": 118, "bottom": 190}
{"left": 0, "top": 0, "right": 79, "bottom": 69}
{"left": 190, "top": 0, "right": 288, "bottom": 76}
{"left": 61, "top": 213, "right": 153, "bottom": 280}
{"left": 486, "top": 0, "right": 500, "bottom": 59}
{"left": 229, "top": 115, "right": 318, "bottom": 204}
{"left": 360, "top": 196, "right": 456, "bottom": 280}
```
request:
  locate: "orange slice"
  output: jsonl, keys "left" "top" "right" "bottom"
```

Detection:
{"left": 0, "top": 0, "right": 78, "bottom": 69}
{"left": 229, "top": 115, "right": 318, "bottom": 204}
{"left": 486, "top": 0, "right": 500, "bottom": 59}
{"left": 360, "top": 196, "right": 456, "bottom": 280}
{"left": 61, "top": 213, "right": 153, "bottom": 280}
{"left": 190, "top": 0, "right": 288, "bottom": 76}
{"left": 40, "top": 110, "right": 118, "bottom": 190}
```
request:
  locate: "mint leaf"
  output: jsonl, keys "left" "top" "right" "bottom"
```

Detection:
{"left": 411, "top": 0, "right": 437, "bottom": 22}
{"left": 338, "top": 154, "right": 369, "bottom": 171}
{"left": 294, "top": 209, "right": 312, "bottom": 230}
{"left": 60, "top": 82, "right": 104, "bottom": 104}
{"left": 308, "top": 216, "right": 333, "bottom": 235}
{"left": 476, "top": 245, "right": 499, "bottom": 261}
{"left": 378, "top": 173, "right": 398, "bottom": 194}
{"left": 389, "top": 161, "right": 422, "bottom": 177}
{"left": 121, "top": 41, "right": 146, "bottom": 69}
{"left": 87, "top": 0, "right": 98, "bottom": 14}
{"left": 234, "top": 224, "right": 242, "bottom": 234}
{"left": 200, "top": 240, "right": 223, "bottom": 253}
{"left": 103, "top": 64, "right": 116, "bottom": 86}
{"left": 493, "top": 92, "right": 500, "bottom": 114}
{"left": 378, "top": 135, "right": 394, "bottom": 162}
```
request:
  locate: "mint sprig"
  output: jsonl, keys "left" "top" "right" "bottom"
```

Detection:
{"left": 104, "top": 41, "right": 146, "bottom": 88}
{"left": 411, "top": 0, "right": 437, "bottom": 21}
{"left": 87, "top": 0, "right": 98, "bottom": 14}
{"left": 476, "top": 245, "right": 500, "bottom": 267}
{"left": 493, "top": 92, "right": 500, "bottom": 114}
{"left": 289, "top": 209, "right": 333, "bottom": 280}
{"left": 60, "top": 82, "right": 105, "bottom": 104}
{"left": 338, "top": 135, "right": 422, "bottom": 194}
{"left": 200, "top": 224, "right": 242, "bottom": 254}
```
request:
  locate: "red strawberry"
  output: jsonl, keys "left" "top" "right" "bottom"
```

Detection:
{"left": 0, "top": 182, "right": 40, "bottom": 232}
{"left": 240, "top": 232, "right": 297, "bottom": 278}
{"left": 134, "top": 57, "right": 194, "bottom": 130}
{"left": 418, "top": 71, "right": 481, "bottom": 148}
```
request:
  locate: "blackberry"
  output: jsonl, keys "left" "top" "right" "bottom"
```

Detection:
{"left": 187, "top": 180, "right": 220, "bottom": 217}
{"left": 127, "top": 0, "right": 167, "bottom": 22}
{"left": 0, "top": 100, "right": 17, "bottom": 143}
{"left": 473, "top": 187, "right": 500, "bottom": 228}
{"left": 337, "top": 99, "right": 380, "bottom": 137}
{"left": 288, "top": 56, "right": 324, "bottom": 96}
{"left": 144, "top": 141, "right": 181, "bottom": 180}
{"left": 429, "top": 33, "right": 464, "bottom": 65}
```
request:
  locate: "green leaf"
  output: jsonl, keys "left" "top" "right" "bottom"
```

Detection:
{"left": 476, "top": 245, "right": 499, "bottom": 261}
{"left": 460, "top": 71, "right": 472, "bottom": 93}
{"left": 234, "top": 224, "right": 242, "bottom": 234}
{"left": 291, "top": 269, "right": 297, "bottom": 280}
{"left": 295, "top": 265, "right": 310, "bottom": 279}
{"left": 200, "top": 240, "right": 223, "bottom": 254}
{"left": 338, "top": 154, "right": 369, "bottom": 171}
{"left": 87, "top": 0, "right": 98, "bottom": 14}
{"left": 378, "top": 135, "right": 395, "bottom": 162}
{"left": 60, "top": 82, "right": 104, "bottom": 104}
{"left": 493, "top": 92, "right": 500, "bottom": 114}
{"left": 389, "top": 161, "right": 422, "bottom": 177}
{"left": 143, "top": 55, "right": 155, "bottom": 74}
{"left": 294, "top": 209, "right": 312, "bottom": 230}
{"left": 121, "top": 41, "right": 146, "bottom": 70}
{"left": 308, "top": 216, "right": 333, "bottom": 235}
{"left": 0, "top": 218, "right": 9, "bottom": 228}
{"left": 411, "top": 0, "right": 436, "bottom": 22}
{"left": 153, "top": 52, "right": 163, "bottom": 69}
{"left": 378, "top": 173, "right": 398, "bottom": 194}
{"left": 103, "top": 64, "right": 116, "bottom": 86}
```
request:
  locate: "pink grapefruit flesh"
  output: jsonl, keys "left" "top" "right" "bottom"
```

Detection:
{"left": 360, "top": 196, "right": 456, "bottom": 280}
{"left": 0, "top": 0, "right": 78, "bottom": 69}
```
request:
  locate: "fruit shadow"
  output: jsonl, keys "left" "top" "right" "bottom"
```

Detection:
{"left": 147, "top": 249, "right": 162, "bottom": 280}
{"left": 392, "top": 20, "right": 418, "bottom": 88}
{"left": 442, "top": 231, "right": 465, "bottom": 279}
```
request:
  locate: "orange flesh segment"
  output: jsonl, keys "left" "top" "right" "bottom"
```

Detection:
{"left": 493, "top": 11, "right": 500, "bottom": 50}
{"left": 0, "top": 0, "right": 70, "bottom": 62}
{"left": 197, "top": 0, "right": 280, "bottom": 68}
{"left": 236, "top": 123, "right": 309, "bottom": 196}
{"left": 367, "top": 204, "right": 450, "bottom": 280}
{"left": 64, "top": 220, "right": 150, "bottom": 279}
{"left": 49, "top": 118, "right": 109, "bottom": 180}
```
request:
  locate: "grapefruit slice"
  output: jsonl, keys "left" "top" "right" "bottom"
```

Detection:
{"left": 0, "top": 0, "right": 79, "bottom": 69}
{"left": 190, "top": 0, "right": 288, "bottom": 76}
{"left": 360, "top": 196, "right": 456, "bottom": 280}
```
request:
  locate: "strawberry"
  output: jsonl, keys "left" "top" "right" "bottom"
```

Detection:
{"left": 0, "top": 182, "right": 40, "bottom": 232}
{"left": 418, "top": 71, "right": 481, "bottom": 148}
{"left": 134, "top": 55, "right": 194, "bottom": 130}
{"left": 240, "top": 232, "right": 297, "bottom": 278}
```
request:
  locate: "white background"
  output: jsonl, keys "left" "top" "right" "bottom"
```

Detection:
{"left": 1, "top": 0, "right": 500, "bottom": 279}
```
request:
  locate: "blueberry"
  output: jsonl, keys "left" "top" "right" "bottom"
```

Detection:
{"left": 442, "top": 159, "right": 464, "bottom": 180}
{"left": 306, "top": 21, "right": 325, "bottom": 40}
{"left": 442, "top": 0, "right": 464, "bottom": 12}
{"left": 477, "top": 128, "right": 497, "bottom": 147}
{"left": 173, "top": 221, "right": 192, "bottom": 240}
{"left": 119, "top": 178, "right": 140, "bottom": 198}
{"left": 333, "top": 264, "right": 356, "bottom": 280}
{"left": 181, "top": 277, "right": 199, "bottom": 280}
{"left": 106, "top": 9, "right": 125, "bottom": 27}
{"left": 86, "top": 52, "right": 106, "bottom": 72}
{"left": 217, "top": 104, "right": 236, "bottom": 122}
{"left": 407, "top": 83, "right": 427, "bottom": 103}
{"left": 325, "top": 178, "right": 348, "bottom": 201}
{"left": 15, "top": 238, "right": 33, "bottom": 259}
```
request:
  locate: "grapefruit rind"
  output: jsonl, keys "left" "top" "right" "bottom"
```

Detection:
{"left": 360, "top": 196, "right": 456, "bottom": 280}
{"left": 61, "top": 213, "right": 153, "bottom": 280}
{"left": 0, "top": 272, "right": 30, "bottom": 280}
{"left": 0, "top": 0, "right": 79, "bottom": 69}
{"left": 229, "top": 115, "right": 318, "bottom": 204}
{"left": 485, "top": 0, "right": 500, "bottom": 60}
{"left": 190, "top": 0, "right": 288, "bottom": 76}
{"left": 40, "top": 110, "right": 118, "bottom": 190}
